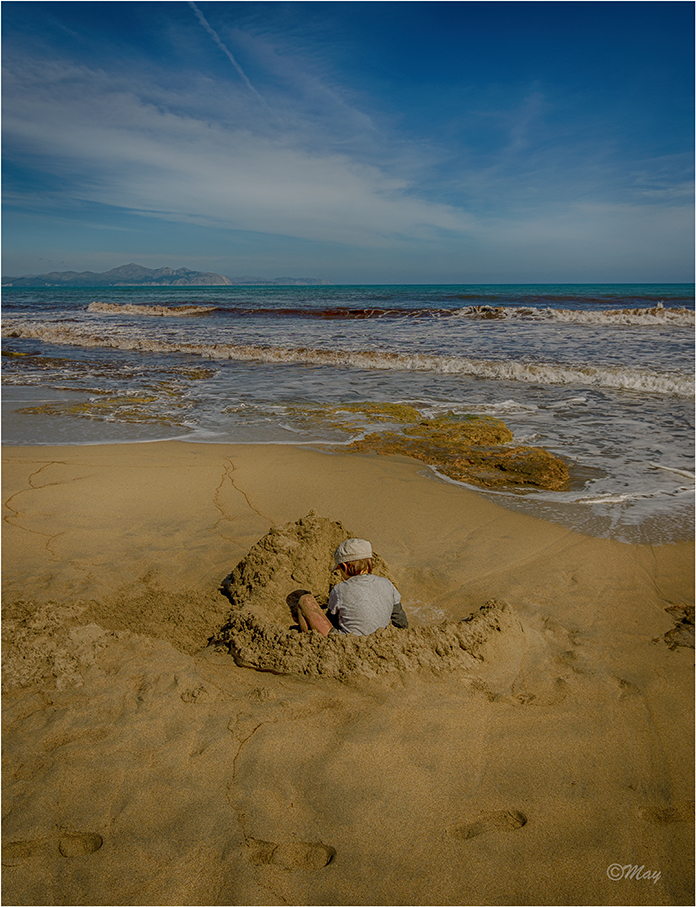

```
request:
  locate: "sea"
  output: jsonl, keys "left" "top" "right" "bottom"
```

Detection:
{"left": 2, "top": 283, "right": 694, "bottom": 545}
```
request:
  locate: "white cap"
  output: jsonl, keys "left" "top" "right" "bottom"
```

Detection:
{"left": 334, "top": 538, "right": 372, "bottom": 568}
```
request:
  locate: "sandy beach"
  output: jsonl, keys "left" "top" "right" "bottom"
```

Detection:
{"left": 2, "top": 440, "right": 694, "bottom": 905}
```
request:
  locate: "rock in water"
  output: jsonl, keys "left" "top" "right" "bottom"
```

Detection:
{"left": 347, "top": 412, "right": 569, "bottom": 490}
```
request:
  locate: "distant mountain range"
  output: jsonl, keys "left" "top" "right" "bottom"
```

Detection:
{"left": 2, "top": 263, "right": 331, "bottom": 287}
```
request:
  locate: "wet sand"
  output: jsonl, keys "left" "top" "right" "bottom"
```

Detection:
{"left": 2, "top": 441, "right": 694, "bottom": 905}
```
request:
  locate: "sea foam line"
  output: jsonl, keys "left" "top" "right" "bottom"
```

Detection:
{"left": 3, "top": 320, "right": 694, "bottom": 397}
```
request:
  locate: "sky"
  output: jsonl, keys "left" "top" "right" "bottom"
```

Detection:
{"left": 2, "top": 1, "right": 694, "bottom": 283}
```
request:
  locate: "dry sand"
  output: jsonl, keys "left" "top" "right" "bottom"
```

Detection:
{"left": 2, "top": 441, "right": 694, "bottom": 906}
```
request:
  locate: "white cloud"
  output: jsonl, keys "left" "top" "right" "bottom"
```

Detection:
{"left": 2, "top": 56, "right": 474, "bottom": 247}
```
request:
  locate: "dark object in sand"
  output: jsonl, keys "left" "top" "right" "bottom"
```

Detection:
{"left": 661, "top": 605, "right": 695, "bottom": 650}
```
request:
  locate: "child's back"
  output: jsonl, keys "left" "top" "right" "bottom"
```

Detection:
{"left": 328, "top": 573, "right": 400, "bottom": 636}
{"left": 294, "top": 537, "right": 408, "bottom": 637}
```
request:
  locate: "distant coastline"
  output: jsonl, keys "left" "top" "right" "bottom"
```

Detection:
{"left": 1, "top": 263, "right": 331, "bottom": 288}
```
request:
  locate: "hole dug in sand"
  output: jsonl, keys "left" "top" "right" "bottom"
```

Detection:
{"left": 212, "top": 512, "right": 528, "bottom": 680}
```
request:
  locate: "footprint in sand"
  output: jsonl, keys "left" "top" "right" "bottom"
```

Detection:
{"left": 449, "top": 809, "right": 528, "bottom": 840}
{"left": 639, "top": 800, "right": 695, "bottom": 825}
{"left": 244, "top": 837, "right": 336, "bottom": 871}
{"left": 3, "top": 832, "right": 104, "bottom": 865}
{"left": 2, "top": 838, "right": 50, "bottom": 867}
{"left": 58, "top": 832, "right": 104, "bottom": 857}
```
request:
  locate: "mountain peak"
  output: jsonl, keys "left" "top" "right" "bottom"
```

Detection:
{"left": 2, "top": 264, "right": 332, "bottom": 287}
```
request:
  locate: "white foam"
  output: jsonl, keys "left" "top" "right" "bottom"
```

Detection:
{"left": 547, "top": 396, "right": 587, "bottom": 408}
{"left": 447, "top": 399, "right": 540, "bottom": 416}
{"left": 4, "top": 319, "right": 693, "bottom": 398}
{"left": 88, "top": 302, "right": 216, "bottom": 316}
{"left": 455, "top": 303, "right": 695, "bottom": 327}
{"left": 573, "top": 492, "right": 632, "bottom": 504}
{"left": 649, "top": 463, "right": 696, "bottom": 481}
{"left": 572, "top": 485, "right": 695, "bottom": 505}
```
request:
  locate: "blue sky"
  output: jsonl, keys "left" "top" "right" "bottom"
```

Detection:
{"left": 2, "top": 1, "right": 693, "bottom": 282}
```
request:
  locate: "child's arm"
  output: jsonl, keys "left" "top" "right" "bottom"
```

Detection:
{"left": 390, "top": 600, "right": 409, "bottom": 629}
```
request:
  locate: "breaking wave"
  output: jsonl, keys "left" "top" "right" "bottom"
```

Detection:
{"left": 453, "top": 303, "right": 694, "bottom": 326}
{"left": 87, "top": 302, "right": 217, "bottom": 316}
{"left": 85, "top": 301, "right": 694, "bottom": 326}
{"left": 4, "top": 319, "right": 693, "bottom": 398}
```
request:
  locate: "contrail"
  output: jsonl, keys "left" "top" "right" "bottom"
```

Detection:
{"left": 188, "top": 1, "right": 271, "bottom": 109}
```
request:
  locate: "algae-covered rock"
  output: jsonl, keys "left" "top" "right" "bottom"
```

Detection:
{"left": 347, "top": 411, "right": 569, "bottom": 491}
{"left": 330, "top": 402, "right": 422, "bottom": 424}
{"left": 356, "top": 413, "right": 513, "bottom": 448}
{"left": 445, "top": 445, "right": 570, "bottom": 490}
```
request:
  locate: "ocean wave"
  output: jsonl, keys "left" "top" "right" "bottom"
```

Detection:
{"left": 453, "top": 303, "right": 695, "bottom": 326}
{"left": 438, "top": 291, "right": 694, "bottom": 305}
{"left": 87, "top": 302, "right": 217, "bottom": 316}
{"left": 4, "top": 319, "right": 693, "bottom": 398}
{"left": 89, "top": 302, "right": 434, "bottom": 320}
{"left": 86, "top": 301, "right": 695, "bottom": 325}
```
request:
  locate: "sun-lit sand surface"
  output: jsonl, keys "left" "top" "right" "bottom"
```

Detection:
{"left": 2, "top": 441, "right": 693, "bottom": 905}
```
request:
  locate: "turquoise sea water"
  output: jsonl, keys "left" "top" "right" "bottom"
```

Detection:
{"left": 3, "top": 283, "right": 694, "bottom": 544}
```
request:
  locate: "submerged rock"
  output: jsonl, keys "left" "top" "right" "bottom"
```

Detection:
{"left": 328, "top": 402, "right": 423, "bottom": 424}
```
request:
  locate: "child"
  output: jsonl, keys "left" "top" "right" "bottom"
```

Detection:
{"left": 296, "top": 538, "right": 408, "bottom": 636}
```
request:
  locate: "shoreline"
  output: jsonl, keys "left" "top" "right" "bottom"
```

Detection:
{"left": 3, "top": 441, "right": 694, "bottom": 905}
{"left": 2, "top": 430, "right": 693, "bottom": 546}
{"left": 4, "top": 438, "right": 693, "bottom": 602}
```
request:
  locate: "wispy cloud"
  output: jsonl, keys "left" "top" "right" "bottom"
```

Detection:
{"left": 187, "top": 1, "right": 272, "bottom": 113}
{"left": 2, "top": 56, "right": 473, "bottom": 247}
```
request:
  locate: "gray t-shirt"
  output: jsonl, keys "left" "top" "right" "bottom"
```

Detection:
{"left": 327, "top": 574, "right": 401, "bottom": 636}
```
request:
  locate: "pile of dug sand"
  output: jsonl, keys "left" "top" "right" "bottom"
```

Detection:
{"left": 213, "top": 512, "right": 527, "bottom": 679}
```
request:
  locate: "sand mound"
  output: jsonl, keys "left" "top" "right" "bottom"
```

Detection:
{"left": 213, "top": 513, "right": 527, "bottom": 679}
{"left": 213, "top": 599, "right": 525, "bottom": 679}
{"left": 1, "top": 581, "right": 232, "bottom": 695}
{"left": 1, "top": 600, "right": 116, "bottom": 693}
{"left": 220, "top": 510, "right": 395, "bottom": 614}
